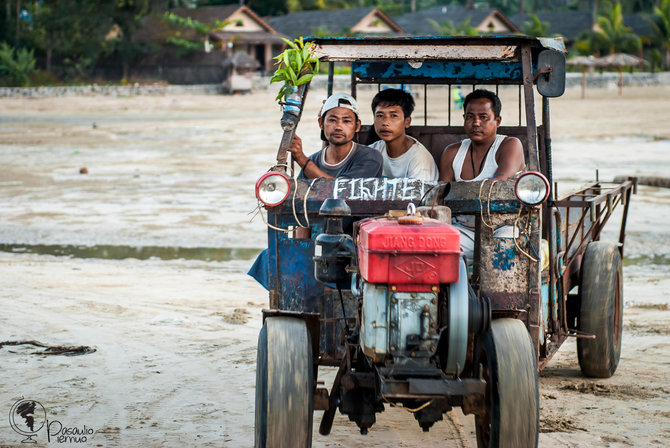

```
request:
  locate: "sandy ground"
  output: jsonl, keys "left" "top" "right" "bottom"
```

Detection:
{"left": 0, "top": 85, "right": 669, "bottom": 447}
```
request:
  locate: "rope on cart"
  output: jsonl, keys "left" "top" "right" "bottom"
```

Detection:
{"left": 291, "top": 176, "right": 320, "bottom": 228}
{"left": 513, "top": 207, "right": 539, "bottom": 262}
{"left": 256, "top": 177, "right": 319, "bottom": 233}
{"left": 479, "top": 178, "right": 538, "bottom": 262}
{"left": 257, "top": 202, "right": 292, "bottom": 233}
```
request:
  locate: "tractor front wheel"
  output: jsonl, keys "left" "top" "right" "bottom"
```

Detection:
{"left": 474, "top": 318, "right": 539, "bottom": 448}
{"left": 255, "top": 316, "right": 314, "bottom": 448}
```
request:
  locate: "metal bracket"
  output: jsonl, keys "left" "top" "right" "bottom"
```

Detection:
{"left": 567, "top": 328, "right": 596, "bottom": 339}
{"left": 533, "top": 66, "right": 553, "bottom": 82}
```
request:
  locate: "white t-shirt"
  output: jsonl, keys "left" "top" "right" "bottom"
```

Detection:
{"left": 370, "top": 136, "right": 439, "bottom": 182}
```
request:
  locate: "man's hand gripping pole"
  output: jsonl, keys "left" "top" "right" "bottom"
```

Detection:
{"left": 274, "top": 84, "right": 309, "bottom": 173}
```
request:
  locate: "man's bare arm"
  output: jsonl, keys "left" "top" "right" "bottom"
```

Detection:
{"left": 438, "top": 143, "right": 459, "bottom": 182}
{"left": 493, "top": 136, "right": 525, "bottom": 180}
{"left": 287, "top": 135, "right": 333, "bottom": 179}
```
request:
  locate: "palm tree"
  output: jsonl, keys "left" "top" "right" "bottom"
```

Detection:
{"left": 428, "top": 18, "right": 478, "bottom": 36}
{"left": 521, "top": 14, "right": 551, "bottom": 38}
{"left": 646, "top": 0, "right": 670, "bottom": 69}
{"left": 576, "top": 2, "right": 641, "bottom": 56}
{"left": 596, "top": 2, "right": 641, "bottom": 54}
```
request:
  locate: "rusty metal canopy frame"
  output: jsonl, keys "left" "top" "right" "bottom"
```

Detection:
{"left": 309, "top": 36, "right": 565, "bottom": 87}
{"left": 308, "top": 35, "right": 563, "bottom": 62}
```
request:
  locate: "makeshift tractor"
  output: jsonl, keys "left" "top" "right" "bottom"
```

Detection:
{"left": 253, "top": 36, "right": 635, "bottom": 447}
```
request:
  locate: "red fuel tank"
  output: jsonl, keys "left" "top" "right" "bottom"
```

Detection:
{"left": 357, "top": 217, "right": 461, "bottom": 288}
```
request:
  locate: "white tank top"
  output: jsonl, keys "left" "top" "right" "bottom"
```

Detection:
{"left": 452, "top": 134, "right": 506, "bottom": 182}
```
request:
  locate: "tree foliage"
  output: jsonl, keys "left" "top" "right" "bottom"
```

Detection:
{"left": 309, "top": 25, "right": 357, "bottom": 37}
{"left": 646, "top": 0, "right": 670, "bottom": 68}
{"left": 247, "top": 0, "right": 289, "bottom": 16}
{"left": 576, "top": 1, "right": 641, "bottom": 55}
{"left": 1, "top": 0, "right": 665, "bottom": 85}
{"left": 521, "top": 14, "right": 551, "bottom": 37}
{"left": 0, "top": 43, "right": 36, "bottom": 86}
{"left": 428, "top": 18, "right": 479, "bottom": 36}
{"left": 162, "top": 12, "right": 229, "bottom": 57}
{"left": 24, "top": 0, "right": 112, "bottom": 76}
{"left": 487, "top": 0, "right": 523, "bottom": 16}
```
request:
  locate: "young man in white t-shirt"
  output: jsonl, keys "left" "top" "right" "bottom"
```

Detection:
{"left": 369, "top": 88, "right": 439, "bottom": 182}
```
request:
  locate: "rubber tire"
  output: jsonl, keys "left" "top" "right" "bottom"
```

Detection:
{"left": 577, "top": 241, "right": 623, "bottom": 378}
{"left": 474, "top": 318, "right": 539, "bottom": 448}
{"left": 255, "top": 317, "right": 314, "bottom": 448}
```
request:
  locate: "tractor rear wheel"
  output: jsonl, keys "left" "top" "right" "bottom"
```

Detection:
{"left": 577, "top": 241, "right": 623, "bottom": 378}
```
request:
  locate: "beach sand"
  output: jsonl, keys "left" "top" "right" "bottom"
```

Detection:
{"left": 0, "top": 84, "right": 669, "bottom": 447}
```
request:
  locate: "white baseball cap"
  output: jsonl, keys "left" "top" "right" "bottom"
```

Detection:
{"left": 321, "top": 92, "right": 360, "bottom": 118}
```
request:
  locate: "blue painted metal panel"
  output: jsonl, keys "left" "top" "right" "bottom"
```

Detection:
{"left": 541, "top": 282, "right": 549, "bottom": 344}
{"left": 267, "top": 218, "right": 279, "bottom": 295}
{"left": 273, "top": 214, "right": 324, "bottom": 314}
{"left": 353, "top": 61, "right": 523, "bottom": 83}
{"left": 267, "top": 212, "right": 355, "bottom": 361}
{"left": 491, "top": 246, "right": 518, "bottom": 272}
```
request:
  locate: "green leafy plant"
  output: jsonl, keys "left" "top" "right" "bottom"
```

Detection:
{"left": 271, "top": 37, "right": 319, "bottom": 101}
{"left": 0, "top": 43, "right": 36, "bottom": 87}
{"left": 162, "top": 12, "right": 229, "bottom": 57}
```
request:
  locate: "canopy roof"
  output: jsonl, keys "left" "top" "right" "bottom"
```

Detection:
{"left": 307, "top": 36, "right": 566, "bottom": 86}
{"left": 308, "top": 36, "right": 565, "bottom": 61}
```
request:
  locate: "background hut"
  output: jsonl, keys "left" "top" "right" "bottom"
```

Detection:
{"left": 595, "top": 53, "right": 649, "bottom": 96}
{"left": 222, "top": 52, "right": 260, "bottom": 94}
{"left": 567, "top": 55, "right": 598, "bottom": 99}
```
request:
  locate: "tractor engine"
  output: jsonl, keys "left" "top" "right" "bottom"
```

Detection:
{"left": 313, "top": 200, "right": 491, "bottom": 433}
{"left": 356, "top": 212, "right": 472, "bottom": 371}
{"left": 314, "top": 199, "right": 489, "bottom": 376}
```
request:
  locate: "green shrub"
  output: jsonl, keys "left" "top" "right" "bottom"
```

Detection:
{"left": 28, "top": 69, "right": 60, "bottom": 86}
{"left": 0, "top": 43, "right": 37, "bottom": 87}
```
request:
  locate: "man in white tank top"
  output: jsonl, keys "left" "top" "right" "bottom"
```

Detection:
{"left": 438, "top": 89, "right": 526, "bottom": 264}
{"left": 439, "top": 89, "right": 524, "bottom": 182}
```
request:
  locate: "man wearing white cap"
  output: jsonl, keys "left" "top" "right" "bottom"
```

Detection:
{"left": 288, "top": 92, "right": 383, "bottom": 179}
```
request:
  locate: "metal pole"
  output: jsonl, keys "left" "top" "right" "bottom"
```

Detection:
{"left": 518, "top": 85, "right": 522, "bottom": 126}
{"left": 542, "top": 96, "right": 553, "bottom": 194}
{"left": 521, "top": 46, "right": 539, "bottom": 171}
{"left": 424, "top": 84, "right": 427, "bottom": 126}
{"left": 327, "top": 62, "right": 334, "bottom": 97}
{"left": 521, "top": 44, "right": 542, "bottom": 357}
{"left": 448, "top": 85, "right": 451, "bottom": 126}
